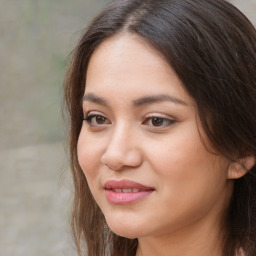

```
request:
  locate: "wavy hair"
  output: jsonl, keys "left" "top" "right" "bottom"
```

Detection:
{"left": 64, "top": 0, "right": 256, "bottom": 255}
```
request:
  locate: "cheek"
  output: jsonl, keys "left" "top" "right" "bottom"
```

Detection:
{"left": 77, "top": 127, "right": 102, "bottom": 179}
{"left": 146, "top": 125, "right": 228, "bottom": 203}
{"left": 145, "top": 138, "right": 229, "bottom": 231}
{"left": 147, "top": 125, "right": 207, "bottom": 175}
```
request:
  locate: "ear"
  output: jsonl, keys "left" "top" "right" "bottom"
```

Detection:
{"left": 228, "top": 155, "right": 256, "bottom": 180}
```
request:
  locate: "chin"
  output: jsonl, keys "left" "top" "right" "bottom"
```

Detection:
{"left": 105, "top": 216, "right": 145, "bottom": 239}
{"left": 109, "top": 227, "right": 140, "bottom": 239}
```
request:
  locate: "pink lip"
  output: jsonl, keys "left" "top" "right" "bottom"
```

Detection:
{"left": 104, "top": 179, "right": 154, "bottom": 205}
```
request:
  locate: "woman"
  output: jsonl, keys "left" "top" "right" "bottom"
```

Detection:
{"left": 64, "top": 0, "right": 256, "bottom": 255}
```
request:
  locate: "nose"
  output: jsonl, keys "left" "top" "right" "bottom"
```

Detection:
{"left": 100, "top": 125, "right": 143, "bottom": 171}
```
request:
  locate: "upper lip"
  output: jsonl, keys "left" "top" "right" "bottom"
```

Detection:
{"left": 104, "top": 179, "right": 154, "bottom": 191}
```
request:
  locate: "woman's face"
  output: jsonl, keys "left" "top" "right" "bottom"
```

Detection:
{"left": 77, "top": 34, "right": 233, "bottom": 240}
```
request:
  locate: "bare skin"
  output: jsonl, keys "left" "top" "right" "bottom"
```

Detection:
{"left": 77, "top": 33, "right": 253, "bottom": 256}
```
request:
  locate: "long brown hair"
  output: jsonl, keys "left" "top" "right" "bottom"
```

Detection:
{"left": 64, "top": 0, "right": 256, "bottom": 255}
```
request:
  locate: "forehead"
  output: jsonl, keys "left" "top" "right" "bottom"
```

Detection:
{"left": 85, "top": 33, "right": 194, "bottom": 106}
{"left": 87, "top": 33, "right": 172, "bottom": 79}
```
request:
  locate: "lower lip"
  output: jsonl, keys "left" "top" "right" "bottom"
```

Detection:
{"left": 105, "top": 190, "right": 153, "bottom": 205}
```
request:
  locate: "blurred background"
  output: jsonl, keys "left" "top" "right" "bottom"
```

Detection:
{"left": 0, "top": 0, "right": 255, "bottom": 255}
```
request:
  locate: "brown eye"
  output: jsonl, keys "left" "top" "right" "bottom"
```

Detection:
{"left": 143, "top": 116, "right": 175, "bottom": 128}
{"left": 151, "top": 117, "right": 165, "bottom": 127}
{"left": 83, "top": 114, "right": 110, "bottom": 126}
{"left": 95, "top": 115, "right": 107, "bottom": 124}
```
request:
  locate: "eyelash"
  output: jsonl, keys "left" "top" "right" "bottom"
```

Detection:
{"left": 83, "top": 113, "right": 176, "bottom": 128}
{"left": 83, "top": 114, "right": 110, "bottom": 126}
{"left": 142, "top": 116, "right": 176, "bottom": 127}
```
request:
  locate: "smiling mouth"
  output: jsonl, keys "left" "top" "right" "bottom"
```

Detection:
{"left": 104, "top": 179, "right": 154, "bottom": 204}
{"left": 111, "top": 188, "right": 142, "bottom": 193}
{"left": 104, "top": 179, "right": 154, "bottom": 190}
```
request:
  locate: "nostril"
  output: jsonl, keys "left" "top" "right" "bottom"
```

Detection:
{"left": 101, "top": 147, "right": 143, "bottom": 171}
{"left": 101, "top": 150, "right": 121, "bottom": 170}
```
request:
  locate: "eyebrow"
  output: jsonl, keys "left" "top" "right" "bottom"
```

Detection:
{"left": 133, "top": 94, "right": 187, "bottom": 106}
{"left": 82, "top": 93, "right": 187, "bottom": 106}
{"left": 82, "top": 93, "right": 109, "bottom": 106}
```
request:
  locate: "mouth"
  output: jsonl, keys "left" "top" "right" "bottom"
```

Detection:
{"left": 111, "top": 188, "right": 142, "bottom": 193}
{"left": 104, "top": 179, "right": 154, "bottom": 205}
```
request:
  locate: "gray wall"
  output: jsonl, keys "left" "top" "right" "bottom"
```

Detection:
{"left": 0, "top": 1, "right": 255, "bottom": 255}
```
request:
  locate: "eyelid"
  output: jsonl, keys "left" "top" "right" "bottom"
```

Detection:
{"left": 145, "top": 112, "right": 172, "bottom": 118}
{"left": 84, "top": 110, "right": 105, "bottom": 116}
{"left": 142, "top": 113, "right": 176, "bottom": 128}
{"left": 144, "top": 113, "right": 176, "bottom": 121}
{"left": 83, "top": 111, "right": 111, "bottom": 126}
